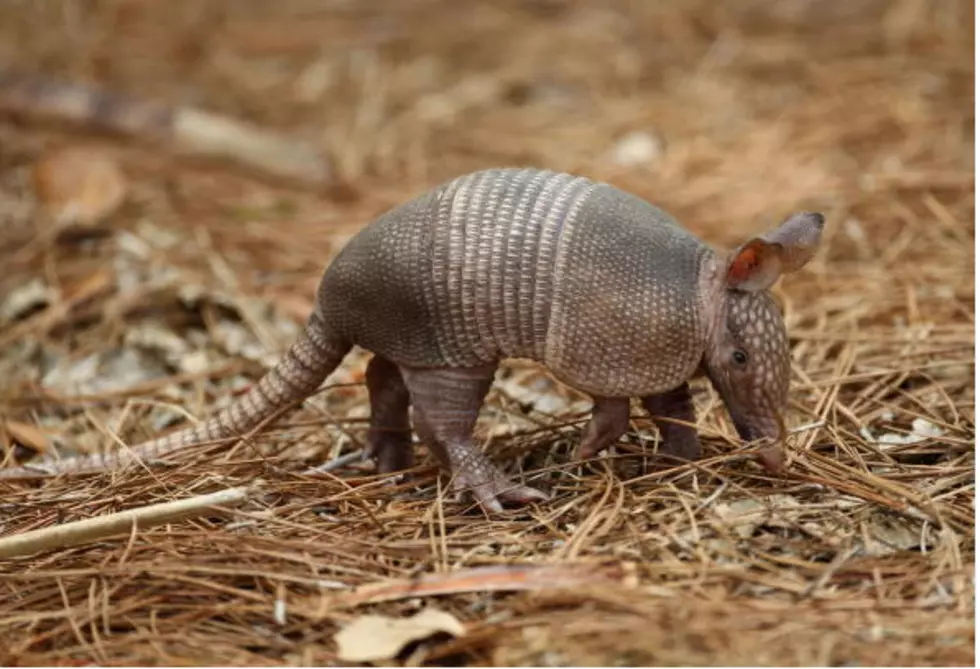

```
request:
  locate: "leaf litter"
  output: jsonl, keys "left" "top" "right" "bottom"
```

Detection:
{"left": 334, "top": 608, "right": 466, "bottom": 663}
{"left": 0, "top": 0, "right": 973, "bottom": 666}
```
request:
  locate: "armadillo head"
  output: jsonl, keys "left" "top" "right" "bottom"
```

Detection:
{"left": 700, "top": 211, "right": 825, "bottom": 472}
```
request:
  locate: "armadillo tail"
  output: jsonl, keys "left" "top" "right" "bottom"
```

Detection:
{"left": 0, "top": 312, "right": 350, "bottom": 479}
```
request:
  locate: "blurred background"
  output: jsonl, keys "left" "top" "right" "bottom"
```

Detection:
{"left": 0, "top": 1, "right": 973, "bottom": 665}
{"left": 0, "top": 0, "right": 972, "bottom": 409}
{"left": 1, "top": 0, "right": 972, "bottom": 233}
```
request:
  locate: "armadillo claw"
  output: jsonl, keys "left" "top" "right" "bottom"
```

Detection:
{"left": 448, "top": 470, "right": 548, "bottom": 514}
{"left": 757, "top": 444, "right": 785, "bottom": 473}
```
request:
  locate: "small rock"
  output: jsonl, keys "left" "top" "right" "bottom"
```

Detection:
{"left": 609, "top": 130, "right": 663, "bottom": 167}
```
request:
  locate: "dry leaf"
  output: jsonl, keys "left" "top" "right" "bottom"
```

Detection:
{"left": 61, "top": 268, "right": 114, "bottom": 303}
{"left": 124, "top": 322, "right": 190, "bottom": 366}
{"left": 334, "top": 608, "right": 465, "bottom": 662}
{"left": 2, "top": 420, "right": 52, "bottom": 454}
{"left": 876, "top": 418, "right": 945, "bottom": 445}
{"left": 0, "top": 278, "right": 54, "bottom": 323}
{"left": 41, "top": 349, "right": 169, "bottom": 396}
{"left": 712, "top": 495, "right": 802, "bottom": 538}
{"left": 33, "top": 146, "right": 128, "bottom": 227}
{"left": 859, "top": 511, "right": 924, "bottom": 557}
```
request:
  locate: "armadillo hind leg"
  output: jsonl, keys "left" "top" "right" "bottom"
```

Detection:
{"left": 642, "top": 383, "right": 702, "bottom": 463}
{"left": 365, "top": 355, "right": 414, "bottom": 473}
{"left": 575, "top": 397, "right": 631, "bottom": 461}
{"left": 399, "top": 365, "right": 547, "bottom": 513}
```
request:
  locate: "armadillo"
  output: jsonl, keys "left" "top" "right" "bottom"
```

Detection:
{"left": 0, "top": 167, "right": 824, "bottom": 512}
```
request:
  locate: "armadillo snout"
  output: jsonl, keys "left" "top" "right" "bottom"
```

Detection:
{"left": 733, "top": 413, "right": 786, "bottom": 473}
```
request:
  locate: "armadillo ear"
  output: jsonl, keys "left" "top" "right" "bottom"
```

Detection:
{"left": 760, "top": 211, "right": 825, "bottom": 273}
{"left": 724, "top": 238, "right": 783, "bottom": 292}
{"left": 725, "top": 212, "right": 825, "bottom": 292}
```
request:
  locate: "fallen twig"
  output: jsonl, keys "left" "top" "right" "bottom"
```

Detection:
{"left": 297, "top": 562, "right": 632, "bottom": 617}
{"left": 304, "top": 449, "right": 366, "bottom": 475}
{"left": 0, "top": 485, "right": 257, "bottom": 559}
{"left": 0, "top": 70, "right": 332, "bottom": 187}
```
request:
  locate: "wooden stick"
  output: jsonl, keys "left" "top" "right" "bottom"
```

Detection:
{"left": 0, "top": 69, "right": 332, "bottom": 187}
{"left": 296, "top": 563, "right": 632, "bottom": 618}
{"left": 0, "top": 485, "right": 257, "bottom": 559}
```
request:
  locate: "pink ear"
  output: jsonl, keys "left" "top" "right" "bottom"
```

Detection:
{"left": 726, "top": 211, "right": 825, "bottom": 292}
{"left": 725, "top": 239, "right": 783, "bottom": 291}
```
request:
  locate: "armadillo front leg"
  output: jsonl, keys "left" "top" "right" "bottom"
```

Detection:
{"left": 399, "top": 365, "right": 547, "bottom": 513}
{"left": 575, "top": 397, "right": 631, "bottom": 460}
{"left": 365, "top": 355, "right": 414, "bottom": 473}
{"left": 642, "top": 383, "right": 701, "bottom": 462}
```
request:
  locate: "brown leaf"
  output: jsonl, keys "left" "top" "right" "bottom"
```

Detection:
{"left": 33, "top": 146, "right": 128, "bottom": 227}
{"left": 61, "top": 268, "right": 115, "bottom": 303}
{"left": 334, "top": 608, "right": 465, "bottom": 663}
{"left": 296, "top": 563, "right": 631, "bottom": 619}
{"left": 2, "top": 420, "right": 52, "bottom": 454}
{"left": 0, "top": 268, "right": 115, "bottom": 349}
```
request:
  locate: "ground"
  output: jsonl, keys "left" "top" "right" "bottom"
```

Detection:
{"left": 0, "top": 0, "right": 974, "bottom": 666}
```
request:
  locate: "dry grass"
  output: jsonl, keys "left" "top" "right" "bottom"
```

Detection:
{"left": 0, "top": 0, "right": 974, "bottom": 665}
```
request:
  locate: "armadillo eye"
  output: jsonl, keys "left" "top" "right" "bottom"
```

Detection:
{"left": 732, "top": 350, "right": 748, "bottom": 365}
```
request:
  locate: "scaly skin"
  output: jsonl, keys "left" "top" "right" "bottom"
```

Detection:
{"left": 1, "top": 168, "right": 824, "bottom": 514}
{"left": 399, "top": 365, "right": 547, "bottom": 513}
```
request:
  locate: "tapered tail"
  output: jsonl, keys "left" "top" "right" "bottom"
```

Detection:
{"left": 0, "top": 312, "right": 350, "bottom": 479}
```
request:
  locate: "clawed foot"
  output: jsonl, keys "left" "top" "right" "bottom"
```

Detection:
{"left": 368, "top": 435, "right": 415, "bottom": 474}
{"left": 575, "top": 396, "right": 630, "bottom": 461}
{"left": 450, "top": 473, "right": 548, "bottom": 514}
{"left": 757, "top": 443, "right": 784, "bottom": 473}
{"left": 446, "top": 455, "right": 547, "bottom": 513}
{"left": 657, "top": 431, "right": 703, "bottom": 464}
